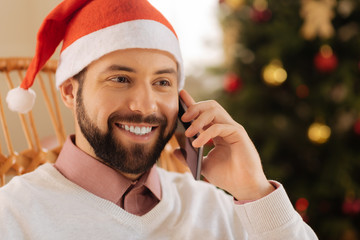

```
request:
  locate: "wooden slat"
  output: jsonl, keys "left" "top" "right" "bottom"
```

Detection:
{"left": 0, "top": 58, "right": 60, "bottom": 185}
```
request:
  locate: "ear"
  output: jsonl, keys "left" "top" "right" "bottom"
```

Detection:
{"left": 59, "top": 78, "right": 78, "bottom": 109}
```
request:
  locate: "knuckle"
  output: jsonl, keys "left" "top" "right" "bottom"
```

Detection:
{"left": 209, "top": 100, "right": 218, "bottom": 107}
{"left": 203, "top": 100, "right": 219, "bottom": 111}
{"left": 210, "top": 123, "right": 221, "bottom": 132}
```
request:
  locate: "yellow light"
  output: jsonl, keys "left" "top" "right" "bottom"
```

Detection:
{"left": 253, "top": 0, "right": 268, "bottom": 11}
{"left": 320, "top": 44, "right": 333, "bottom": 58}
{"left": 225, "top": 0, "right": 245, "bottom": 10}
{"left": 307, "top": 123, "right": 331, "bottom": 144}
{"left": 262, "top": 60, "right": 287, "bottom": 86}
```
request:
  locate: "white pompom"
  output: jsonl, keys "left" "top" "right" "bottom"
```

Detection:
{"left": 6, "top": 87, "right": 36, "bottom": 114}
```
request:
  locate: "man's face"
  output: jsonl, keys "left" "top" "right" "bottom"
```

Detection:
{"left": 73, "top": 49, "right": 179, "bottom": 175}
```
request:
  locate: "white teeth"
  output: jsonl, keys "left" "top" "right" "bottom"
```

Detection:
{"left": 135, "top": 127, "right": 141, "bottom": 134}
{"left": 140, "top": 127, "right": 146, "bottom": 134}
{"left": 121, "top": 124, "right": 152, "bottom": 135}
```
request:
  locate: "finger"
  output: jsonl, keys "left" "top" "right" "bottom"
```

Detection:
{"left": 185, "top": 110, "right": 215, "bottom": 137}
{"left": 182, "top": 100, "right": 233, "bottom": 126}
{"left": 181, "top": 100, "right": 213, "bottom": 122}
{"left": 179, "top": 89, "right": 196, "bottom": 108}
{"left": 192, "top": 123, "right": 241, "bottom": 148}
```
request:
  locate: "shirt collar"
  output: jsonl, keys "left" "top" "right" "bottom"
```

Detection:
{"left": 54, "top": 135, "right": 161, "bottom": 203}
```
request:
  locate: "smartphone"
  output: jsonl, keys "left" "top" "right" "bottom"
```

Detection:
{"left": 174, "top": 97, "right": 203, "bottom": 180}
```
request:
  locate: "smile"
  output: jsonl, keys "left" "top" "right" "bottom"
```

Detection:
{"left": 118, "top": 124, "right": 154, "bottom": 136}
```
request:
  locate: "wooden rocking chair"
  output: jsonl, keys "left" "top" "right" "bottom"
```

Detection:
{"left": 0, "top": 57, "right": 189, "bottom": 187}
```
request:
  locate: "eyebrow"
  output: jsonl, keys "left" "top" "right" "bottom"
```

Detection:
{"left": 102, "top": 65, "right": 136, "bottom": 74}
{"left": 154, "top": 68, "right": 177, "bottom": 75}
{"left": 102, "top": 64, "right": 177, "bottom": 76}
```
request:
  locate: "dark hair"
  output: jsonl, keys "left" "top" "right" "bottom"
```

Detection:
{"left": 72, "top": 67, "right": 87, "bottom": 86}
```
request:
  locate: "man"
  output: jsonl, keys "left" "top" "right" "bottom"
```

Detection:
{"left": 1, "top": 0, "right": 318, "bottom": 239}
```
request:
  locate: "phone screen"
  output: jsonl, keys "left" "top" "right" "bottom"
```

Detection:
{"left": 174, "top": 98, "right": 203, "bottom": 180}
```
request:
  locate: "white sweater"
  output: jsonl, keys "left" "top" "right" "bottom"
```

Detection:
{"left": 0, "top": 164, "right": 317, "bottom": 239}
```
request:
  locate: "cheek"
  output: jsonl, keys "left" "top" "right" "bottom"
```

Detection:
{"left": 82, "top": 90, "right": 117, "bottom": 126}
{"left": 161, "top": 95, "right": 178, "bottom": 125}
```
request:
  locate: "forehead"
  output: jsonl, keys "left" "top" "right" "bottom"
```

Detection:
{"left": 87, "top": 48, "right": 178, "bottom": 72}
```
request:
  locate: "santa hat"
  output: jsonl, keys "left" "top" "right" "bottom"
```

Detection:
{"left": 7, "top": 0, "right": 184, "bottom": 114}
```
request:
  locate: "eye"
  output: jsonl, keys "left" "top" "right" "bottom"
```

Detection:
{"left": 109, "top": 76, "right": 130, "bottom": 83}
{"left": 155, "top": 79, "right": 171, "bottom": 87}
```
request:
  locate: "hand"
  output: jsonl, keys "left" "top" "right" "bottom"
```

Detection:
{"left": 179, "top": 90, "right": 274, "bottom": 201}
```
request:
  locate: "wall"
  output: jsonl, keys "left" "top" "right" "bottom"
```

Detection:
{"left": 0, "top": 0, "right": 74, "bottom": 155}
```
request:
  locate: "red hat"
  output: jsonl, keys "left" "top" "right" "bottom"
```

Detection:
{"left": 7, "top": 0, "right": 183, "bottom": 114}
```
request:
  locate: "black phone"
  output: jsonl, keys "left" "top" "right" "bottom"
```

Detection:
{"left": 175, "top": 97, "right": 203, "bottom": 180}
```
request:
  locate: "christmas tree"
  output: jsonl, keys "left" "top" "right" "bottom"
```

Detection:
{"left": 216, "top": 0, "right": 360, "bottom": 239}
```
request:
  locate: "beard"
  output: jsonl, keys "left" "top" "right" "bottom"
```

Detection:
{"left": 75, "top": 86, "right": 177, "bottom": 175}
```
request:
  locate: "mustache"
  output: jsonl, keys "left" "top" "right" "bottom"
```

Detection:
{"left": 108, "top": 112, "right": 167, "bottom": 128}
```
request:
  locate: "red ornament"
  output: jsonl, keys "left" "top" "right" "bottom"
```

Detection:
{"left": 295, "top": 198, "right": 310, "bottom": 222}
{"left": 295, "top": 198, "right": 309, "bottom": 212}
{"left": 224, "top": 73, "right": 242, "bottom": 93}
{"left": 354, "top": 119, "right": 360, "bottom": 135}
{"left": 342, "top": 198, "right": 360, "bottom": 215}
{"left": 250, "top": 8, "right": 272, "bottom": 23}
{"left": 314, "top": 45, "right": 338, "bottom": 73}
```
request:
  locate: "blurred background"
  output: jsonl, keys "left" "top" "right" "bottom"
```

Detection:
{"left": 215, "top": 1, "right": 360, "bottom": 239}
{"left": 1, "top": 0, "right": 360, "bottom": 239}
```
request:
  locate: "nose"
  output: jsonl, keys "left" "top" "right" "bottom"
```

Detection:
{"left": 128, "top": 84, "right": 158, "bottom": 115}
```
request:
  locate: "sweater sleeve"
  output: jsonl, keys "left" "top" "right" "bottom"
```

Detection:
{"left": 234, "top": 182, "right": 318, "bottom": 239}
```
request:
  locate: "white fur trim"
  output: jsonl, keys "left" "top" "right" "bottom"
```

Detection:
{"left": 6, "top": 87, "right": 36, "bottom": 114}
{"left": 56, "top": 19, "right": 184, "bottom": 89}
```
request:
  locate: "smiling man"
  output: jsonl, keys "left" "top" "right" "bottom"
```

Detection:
{"left": 67, "top": 49, "right": 179, "bottom": 180}
{"left": 0, "top": 0, "right": 317, "bottom": 239}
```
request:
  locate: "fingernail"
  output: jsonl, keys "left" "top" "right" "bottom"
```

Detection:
{"left": 192, "top": 138, "right": 199, "bottom": 148}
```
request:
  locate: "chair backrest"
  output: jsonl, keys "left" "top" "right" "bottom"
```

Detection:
{"left": 0, "top": 57, "right": 189, "bottom": 186}
{"left": 0, "top": 58, "right": 66, "bottom": 186}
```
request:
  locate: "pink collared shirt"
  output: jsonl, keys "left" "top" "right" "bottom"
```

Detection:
{"left": 54, "top": 136, "right": 161, "bottom": 216}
